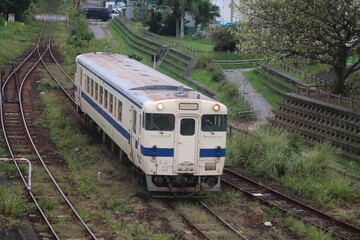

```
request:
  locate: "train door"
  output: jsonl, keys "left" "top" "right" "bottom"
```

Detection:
{"left": 130, "top": 108, "right": 140, "bottom": 164}
{"left": 174, "top": 116, "right": 199, "bottom": 172}
{"left": 76, "top": 67, "right": 83, "bottom": 104}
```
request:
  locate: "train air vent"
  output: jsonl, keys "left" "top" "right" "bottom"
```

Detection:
{"left": 175, "top": 86, "right": 188, "bottom": 97}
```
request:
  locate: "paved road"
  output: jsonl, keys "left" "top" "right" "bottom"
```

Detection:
{"left": 88, "top": 20, "right": 112, "bottom": 39}
{"left": 224, "top": 69, "right": 274, "bottom": 122}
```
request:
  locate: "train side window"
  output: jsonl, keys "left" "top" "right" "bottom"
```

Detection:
{"left": 94, "top": 82, "right": 98, "bottom": 101}
{"left": 145, "top": 113, "right": 175, "bottom": 131}
{"left": 109, "top": 93, "right": 114, "bottom": 114}
{"left": 117, "top": 100, "right": 122, "bottom": 122}
{"left": 201, "top": 115, "right": 227, "bottom": 132}
{"left": 86, "top": 76, "right": 90, "bottom": 93}
{"left": 104, "top": 90, "right": 108, "bottom": 109}
{"left": 99, "top": 86, "right": 103, "bottom": 105}
{"left": 91, "top": 79, "right": 94, "bottom": 97}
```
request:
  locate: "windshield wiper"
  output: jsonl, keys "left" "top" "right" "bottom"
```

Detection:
{"left": 152, "top": 123, "right": 163, "bottom": 134}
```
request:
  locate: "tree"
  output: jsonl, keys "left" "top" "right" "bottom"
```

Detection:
{"left": 163, "top": 0, "right": 187, "bottom": 39}
{"left": 237, "top": 0, "right": 360, "bottom": 95}
{"left": 188, "top": 0, "right": 220, "bottom": 37}
{"left": 143, "top": 8, "right": 163, "bottom": 33}
{"left": 0, "top": 0, "right": 33, "bottom": 22}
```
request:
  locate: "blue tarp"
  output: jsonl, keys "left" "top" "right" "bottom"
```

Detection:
{"left": 219, "top": 22, "right": 236, "bottom": 27}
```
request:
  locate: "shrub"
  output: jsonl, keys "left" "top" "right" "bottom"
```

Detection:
{"left": 196, "top": 55, "right": 214, "bottom": 69}
{"left": 67, "top": 10, "right": 94, "bottom": 47}
{"left": 218, "top": 81, "right": 239, "bottom": 102}
{"left": 208, "top": 26, "right": 238, "bottom": 51}
{"left": 128, "top": 53, "right": 143, "bottom": 61}
{"left": 211, "top": 69, "right": 225, "bottom": 82}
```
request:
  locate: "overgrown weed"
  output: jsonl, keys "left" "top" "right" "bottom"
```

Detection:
{"left": 227, "top": 125, "right": 359, "bottom": 207}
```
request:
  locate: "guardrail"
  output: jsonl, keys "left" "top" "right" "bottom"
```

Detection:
{"left": 276, "top": 62, "right": 333, "bottom": 88}
{"left": 297, "top": 85, "right": 360, "bottom": 110}
{"left": 214, "top": 58, "right": 264, "bottom": 67}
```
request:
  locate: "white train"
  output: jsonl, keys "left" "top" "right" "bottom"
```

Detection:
{"left": 74, "top": 52, "right": 227, "bottom": 193}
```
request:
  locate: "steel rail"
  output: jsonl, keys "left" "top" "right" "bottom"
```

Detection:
{"left": 167, "top": 202, "right": 211, "bottom": 240}
{"left": 39, "top": 20, "right": 76, "bottom": 105}
{"left": 1, "top": 15, "right": 97, "bottom": 239}
{"left": 222, "top": 168, "right": 360, "bottom": 239}
{"left": 47, "top": 21, "right": 75, "bottom": 84}
{"left": 27, "top": 20, "right": 98, "bottom": 240}
{"left": 198, "top": 200, "right": 249, "bottom": 240}
{"left": 1, "top": 28, "right": 61, "bottom": 240}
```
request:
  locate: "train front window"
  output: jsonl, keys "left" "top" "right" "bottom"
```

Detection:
{"left": 201, "top": 115, "right": 227, "bottom": 132}
{"left": 145, "top": 113, "right": 174, "bottom": 131}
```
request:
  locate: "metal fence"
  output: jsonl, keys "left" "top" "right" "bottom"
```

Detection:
{"left": 214, "top": 58, "right": 264, "bottom": 67}
{"left": 297, "top": 85, "right": 360, "bottom": 110}
{"left": 276, "top": 62, "right": 333, "bottom": 88}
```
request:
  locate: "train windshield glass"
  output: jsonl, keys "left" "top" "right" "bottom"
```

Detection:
{"left": 201, "top": 115, "right": 227, "bottom": 132}
{"left": 145, "top": 113, "right": 175, "bottom": 131}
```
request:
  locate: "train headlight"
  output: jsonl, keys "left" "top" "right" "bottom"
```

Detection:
{"left": 213, "top": 104, "right": 220, "bottom": 111}
{"left": 157, "top": 103, "right": 164, "bottom": 110}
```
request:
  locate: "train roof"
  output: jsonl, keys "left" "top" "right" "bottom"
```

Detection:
{"left": 76, "top": 52, "right": 215, "bottom": 106}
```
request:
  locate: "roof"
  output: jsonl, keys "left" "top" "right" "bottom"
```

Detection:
{"left": 76, "top": 52, "right": 213, "bottom": 106}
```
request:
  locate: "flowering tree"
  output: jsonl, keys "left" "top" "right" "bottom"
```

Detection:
{"left": 237, "top": 0, "right": 360, "bottom": 95}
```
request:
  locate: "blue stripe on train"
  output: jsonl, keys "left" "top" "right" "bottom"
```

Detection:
{"left": 141, "top": 146, "right": 174, "bottom": 157}
{"left": 141, "top": 146, "right": 226, "bottom": 158}
{"left": 200, "top": 148, "right": 226, "bottom": 157}
{"left": 82, "top": 91, "right": 130, "bottom": 141}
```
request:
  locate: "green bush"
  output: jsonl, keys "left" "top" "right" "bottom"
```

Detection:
{"left": 128, "top": 53, "right": 143, "bottom": 61}
{"left": 218, "top": 81, "right": 240, "bottom": 102}
{"left": 211, "top": 69, "right": 225, "bottom": 82}
{"left": 67, "top": 11, "right": 94, "bottom": 48}
{"left": 208, "top": 26, "right": 238, "bottom": 51}
{"left": 196, "top": 54, "right": 214, "bottom": 69}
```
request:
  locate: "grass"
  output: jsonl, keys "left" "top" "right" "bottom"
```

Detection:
{"left": 0, "top": 21, "right": 40, "bottom": 66}
{"left": 243, "top": 70, "right": 284, "bottom": 108}
{"left": 226, "top": 124, "right": 359, "bottom": 208}
{"left": 166, "top": 34, "right": 214, "bottom": 52}
{"left": 32, "top": 77, "right": 170, "bottom": 238}
{"left": 270, "top": 61, "right": 332, "bottom": 84}
{"left": 258, "top": 69, "right": 297, "bottom": 91}
{"left": 0, "top": 184, "right": 28, "bottom": 228}
{"left": 280, "top": 216, "right": 332, "bottom": 240}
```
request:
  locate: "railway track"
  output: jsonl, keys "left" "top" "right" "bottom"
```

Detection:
{"left": 222, "top": 167, "right": 360, "bottom": 239}
{"left": 168, "top": 200, "right": 249, "bottom": 240}
{"left": 0, "top": 13, "right": 97, "bottom": 239}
